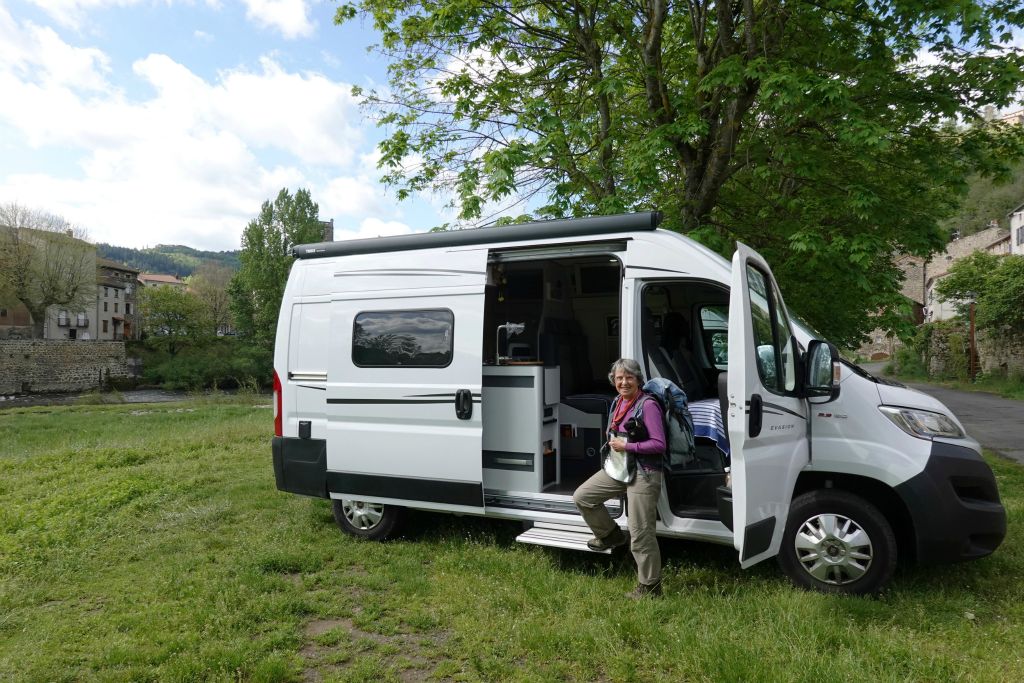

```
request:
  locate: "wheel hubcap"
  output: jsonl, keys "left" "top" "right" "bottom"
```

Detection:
{"left": 342, "top": 499, "right": 384, "bottom": 530}
{"left": 793, "top": 513, "right": 873, "bottom": 585}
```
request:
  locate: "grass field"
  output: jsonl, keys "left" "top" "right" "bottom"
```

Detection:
{"left": 2, "top": 399, "right": 1023, "bottom": 682}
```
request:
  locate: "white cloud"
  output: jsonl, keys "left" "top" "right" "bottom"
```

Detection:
{"left": 23, "top": 0, "right": 142, "bottom": 31}
{"left": 0, "top": 8, "right": 406, "bottom": 250}
{"left": 194, "top": 30, "right": 214, "bottom": 42}
{"left": 332, "top": 217, "right": 414, "bottom": 242}
{"left": 241, "top": 0, "right": 315, "bottom": 40}
{"left": 24, "top": 0, "right": 311, "bottom": 40}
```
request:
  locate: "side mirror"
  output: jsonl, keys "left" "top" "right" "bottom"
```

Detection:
{"left": 803, "top": 340, "right": 840, "bottom": 402}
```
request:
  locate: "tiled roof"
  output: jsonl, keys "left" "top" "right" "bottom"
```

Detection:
{"left": 139, "top": 273, "right": 184, "bottom": 285}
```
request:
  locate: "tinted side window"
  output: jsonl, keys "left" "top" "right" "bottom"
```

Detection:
{"left": 353, "top": 310, "right": 454, "bottom": 367}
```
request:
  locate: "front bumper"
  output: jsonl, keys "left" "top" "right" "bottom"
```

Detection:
{"left": 895, "top": 441, "right": 1006, "bottom": 564}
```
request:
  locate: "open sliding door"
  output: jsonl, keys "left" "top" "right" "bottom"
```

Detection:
{"left": 325, "top": 248, "right": 487, "bottom": 513}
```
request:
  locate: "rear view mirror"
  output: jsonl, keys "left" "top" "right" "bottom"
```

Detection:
{"left": 803, "top": 340, "right": 840, "bottom": 402}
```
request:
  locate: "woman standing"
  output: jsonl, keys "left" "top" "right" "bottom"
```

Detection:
{"left": 573, "top": 358, "right": 667, "bottom": 598}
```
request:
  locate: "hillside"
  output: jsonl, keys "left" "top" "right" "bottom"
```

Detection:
{"left": 941, "top": 161, "right": 1024, "bottom": 239}
{"left": 97, "top": 243, "right": 239, "bottom": 276}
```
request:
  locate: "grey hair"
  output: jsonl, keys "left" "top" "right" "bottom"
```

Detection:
{"left": 607, "top": 358, "right": 645, "bottom": 386}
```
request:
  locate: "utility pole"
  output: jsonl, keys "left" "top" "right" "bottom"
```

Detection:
{"left": 968, "top": 296, "right": 978, "bottom": 381}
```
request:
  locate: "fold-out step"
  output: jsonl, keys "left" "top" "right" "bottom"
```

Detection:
{"left": 515, "top": 521, "right": 626, "bottom": 554}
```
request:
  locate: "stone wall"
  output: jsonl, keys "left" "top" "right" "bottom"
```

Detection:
{"left": 924, "top": 324, "right": 1024, "bottom": 379}
{"left": 978, "top": 332, "right": 1024, "bottom": 377}
{"left": 0, "top": 340, "right": 129, "bottom": 394}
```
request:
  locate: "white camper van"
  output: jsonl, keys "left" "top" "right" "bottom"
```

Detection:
{"left": 271, "top": 212, "right": 1005, "bottom": 595}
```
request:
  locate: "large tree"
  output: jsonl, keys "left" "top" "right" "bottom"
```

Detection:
{"left": 229, "top": 189, "right": 324, "bottom": 349}
{"left": 188, "top": 263, "right": 235, "bottom": 337}
{"left": 138, "top": 285, "right": 211, "bottom": 356}
{"left": 337, "top": 0, "right": 1024, "bottom": 345}
{"left": 0, "top": 202, "right": 95, "bottom": 339}
{"left": 936, "top": 252, "right": 1024, "bottom": 340}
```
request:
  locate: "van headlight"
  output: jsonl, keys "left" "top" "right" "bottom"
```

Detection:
{"left": 878, "top": 406, "right": 964, "bottom": 439}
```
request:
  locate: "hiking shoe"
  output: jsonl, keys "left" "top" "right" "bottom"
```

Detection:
{"left": 626, "top": 582, "right": 663, "bottom": 599}
{"left": 586, "top": 528, "right": 628, "bottom": 551}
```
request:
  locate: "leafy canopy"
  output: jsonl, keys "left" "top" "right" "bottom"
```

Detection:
{"left": 139, "top": 285, "right": 211, "bottom": 355}
{"left": 228, "top": 188, "right": 324, "bottom": 349}
{"left": 936, "top": 252, "right": 1024, "bottom": 339}
{"left": 338, "top": 0, "right": 1024, "bottom": 346}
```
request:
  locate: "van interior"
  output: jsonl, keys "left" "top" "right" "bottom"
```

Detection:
{"left": 481, "top": 250, "right": 731, "bottom": 521}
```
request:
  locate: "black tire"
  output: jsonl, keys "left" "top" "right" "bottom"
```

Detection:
{"left": 777, "top": 489, "right": 897, "bottom": 596}
{"left": 331, "top": 498, "right": 405, "bottom": 540}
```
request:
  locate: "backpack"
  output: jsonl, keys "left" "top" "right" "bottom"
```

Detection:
{"left": 641, "top": 377, "right": 696, "bottom": 472}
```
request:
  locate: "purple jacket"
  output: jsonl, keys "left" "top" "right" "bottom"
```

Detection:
{"left": 609, "top": 393, "right": 666, "bottom": 460}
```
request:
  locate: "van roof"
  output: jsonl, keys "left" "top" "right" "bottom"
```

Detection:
{"left": 292, "top": 211, "right": 662, "bottom": 259}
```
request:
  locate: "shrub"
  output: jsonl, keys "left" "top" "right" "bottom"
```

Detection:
{"left": 133, "top": 337, "right": 272, "bottom": 390}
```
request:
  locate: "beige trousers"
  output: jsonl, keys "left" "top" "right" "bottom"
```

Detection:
{"left": 573, "top": 468, "right": 663, "bottom": 586}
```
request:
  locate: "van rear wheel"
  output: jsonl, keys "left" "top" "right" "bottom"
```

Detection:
{"left": 332, "top": 498, "right": 404, "bottom": 540}
{"left": 778, "top": 490, "right": 896, "bottom": 596}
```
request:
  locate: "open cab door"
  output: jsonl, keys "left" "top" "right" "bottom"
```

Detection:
{"left": 726, "top": 244, "right": 808, "bottom": 568}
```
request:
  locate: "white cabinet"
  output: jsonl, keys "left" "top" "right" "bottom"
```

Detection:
{"left": 481, "top": 364, "right": 559, "bottom": 492}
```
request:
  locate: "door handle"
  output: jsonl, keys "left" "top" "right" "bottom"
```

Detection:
{"left": 748, "top": 393, "right": 763, "bottom": 438}
{"left": 455, "top": 389, "right": 473, "bottom": 420}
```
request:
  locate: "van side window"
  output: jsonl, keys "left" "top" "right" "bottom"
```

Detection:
{"left": 698, "top": 305, "right": 728, "bottom": 369}
{"left": 352, "top": 309, "right": 455, "bottom": 367}
{"left": 745, "top": 265, "right": 796, "bottom": 393}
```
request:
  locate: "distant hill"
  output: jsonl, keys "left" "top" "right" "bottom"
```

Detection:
{"left": 941, "top": 162, "right": 1024, "bottom": 239}
{"left": 96, "top": 243, "right": 240, "bottom": 277}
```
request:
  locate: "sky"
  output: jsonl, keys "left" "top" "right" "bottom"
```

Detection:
{"left": 0, "top": 0, "right": 443, "bottom": 251}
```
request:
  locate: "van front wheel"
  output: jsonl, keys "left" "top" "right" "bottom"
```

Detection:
{"left": 778, "top": 490, "right": 896, "bottom": 596}
{"left": 332, "top": 498, "right": 404, "bottom": 540}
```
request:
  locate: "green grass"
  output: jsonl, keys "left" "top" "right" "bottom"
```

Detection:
{"left": 2, "top": 401, "right": 1023, "bottom": 681}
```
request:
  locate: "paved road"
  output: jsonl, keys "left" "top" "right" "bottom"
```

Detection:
{"left": 860, "top": 362, "right": 1024, "bottom": 464}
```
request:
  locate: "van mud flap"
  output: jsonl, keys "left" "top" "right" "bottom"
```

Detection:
{"left": 272, "top": 436, "right": 328, "bottom": 498}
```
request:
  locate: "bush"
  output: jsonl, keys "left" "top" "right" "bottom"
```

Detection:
{"left": 132, "top": 337, "right": 272, "bottom": 390}
{"left": 891, "top": 346, "right": 927, "bottom": 378}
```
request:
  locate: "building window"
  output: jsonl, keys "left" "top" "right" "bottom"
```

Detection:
{"left": 104, "top": 302, "right": 108, "bottom": 312}
{"left": 115, "top": 289, "right": 119, "bottom": 298}
{"left": 125, "top": 303, "right": 132, "bottom": 315}
{"left": 352, "top": 309, "right": 454, "bottom": 367}
{"left": 1017, "top": 227, "right": 1024, "bottom": 246}
{"left": 104, "top": 287, "right": 109, "bottom": 297}
{"left": 103, "top": 320, "right": 108, "bottom": 333}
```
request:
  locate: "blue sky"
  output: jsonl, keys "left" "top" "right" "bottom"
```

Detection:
{"left": 0, "top": 0, "right": 446, "bottom": 251}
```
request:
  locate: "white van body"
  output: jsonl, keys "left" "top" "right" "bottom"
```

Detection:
{"left": 272, "top": 212, "right": 1005, "bottom": 594}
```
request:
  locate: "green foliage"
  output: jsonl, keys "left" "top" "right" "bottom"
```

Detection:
{"left": 936, "top": 253, "right": 1024, "bottom": 340}
{"left": 891, "top": 346, "right": 928, "bottom": 379}
{"left": 229, "top": 188, "right": 323, "bottom": 350}
{"left": 940, "top": 161, "right": 1024, "bottom": 238}
{"left": 337, "top": 0, "right": 1024, "bottom": 346}
{"left": 138, "top": 285, "right": 211, "bottom": 355}
{"left": 134, "top": 337, "right": 272, "bottom": 390}
{"left": 3, "top": 402, "right": 1024, "bottom": 680}
{"left": 96, "top": 243, "right": 240, "bottom": 277}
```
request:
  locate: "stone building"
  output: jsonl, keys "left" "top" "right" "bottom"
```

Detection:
{"left": 95, "top": 258, "right": 140, "bottom": 340}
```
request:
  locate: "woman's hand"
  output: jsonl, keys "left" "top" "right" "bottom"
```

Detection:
{"left": 609, "top": 436, "right": 628, "bottom": 453}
